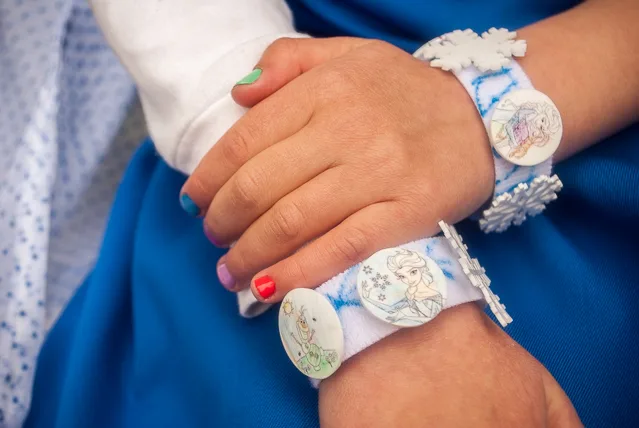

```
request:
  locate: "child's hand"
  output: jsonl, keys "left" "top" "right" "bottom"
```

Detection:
{"left": 180, "top": 37, "right": 494, "bottom": 300}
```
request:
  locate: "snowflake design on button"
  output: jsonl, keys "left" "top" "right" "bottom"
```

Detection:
{"left": 439, "top": 221, "right": 512, "bottom": 327}
{"left": 414, "top": 28, "right": 527, "bottom": 72}
{"left": 480, "top": 175, "right": 563, "bottom": 233}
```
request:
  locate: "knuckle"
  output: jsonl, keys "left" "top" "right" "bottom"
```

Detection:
{"left": 368, "top": 138, "right": 397, "bottom": 161}
{"left": 225, "top": 248, "right": 251, "bottom": 279}
{"left": 268, "top": 202, "right": 305, "bottom": 243}
{"left": 316, "top": 65, "right": 359, "bottom": 94}
{"left": 352, "top": 137, "right": 403, "bottom": 177}
{"left": 221, "top": 131, "right": 250, "bottom": 165}
{"left": 230, "top": 169, "right": 262, "bottom": 210}
{"left": 221, "top": 124, "right": 258, "bottom": 166}
{"left": 269, "top": 37, "right": 295, "bottom": 53}
{"left": 185, "top": 173, "right": 212, "bottom": 203}
{"left": 332, "top": 227, "right": 372, "bottom": 265}
{"left": 282, "top": 257, "right": 312, "bottom": 287}
{"left": 268, "top": 37, "right": 299, "bottom": 57}
{"left": 366, "top": 39, "right": 394, "bottom": 55}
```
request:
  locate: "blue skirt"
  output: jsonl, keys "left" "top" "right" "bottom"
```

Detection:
{"left": 25, "top": 123, "right": 639, "bottom": 426}
{"left": 23, "top": 1, "right": 639, "bottom": 424}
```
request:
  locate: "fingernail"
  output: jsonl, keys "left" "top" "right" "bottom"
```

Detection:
{"left": 217, "top": 263, "right": 236, "bottom": 291}
{"left": 254, "top": 275, "right": 276, "bottom": 300}
{"left": 236, "top": 68, "right": 262, "bottom": 85}
{"left": 203, "top": 223, "right": 222, "bottom": 247}
{"left": 179, "top": 193, "right": 200, "bottom": 217}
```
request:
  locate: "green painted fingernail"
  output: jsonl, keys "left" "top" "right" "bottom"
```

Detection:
{"left": 236, "top": 68, "right": 262, "bottom": 85}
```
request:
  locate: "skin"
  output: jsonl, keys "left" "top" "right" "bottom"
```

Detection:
{"left": 180, "top": 0, "right": 638, "bottom": 425}
{"left": 319, "top": 303, "right": 581, "bottom": 428}
{"left": 185, "top": 0, "right": 639, "bottom": 301}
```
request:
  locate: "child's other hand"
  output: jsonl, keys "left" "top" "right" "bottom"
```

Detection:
{"left": 320, "top": 303, "right": 582, "bottom": 427}
{"left": 180, "top": 37, "right": 494, "bottom": 300}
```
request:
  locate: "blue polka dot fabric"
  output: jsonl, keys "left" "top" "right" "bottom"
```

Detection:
{"left": 0, "top": 0, "right": 145, "bottom": 425}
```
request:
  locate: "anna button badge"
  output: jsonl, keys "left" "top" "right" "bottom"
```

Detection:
{"left": 357, "top": 247, "right": 448, "bottom": 327}
{"left": 279, "top": 288, "right": 344, "bottom": 379}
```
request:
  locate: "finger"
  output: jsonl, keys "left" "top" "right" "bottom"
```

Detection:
{"left": 203, "top": 127, "right": 333, "bottom": 246}
{"left": 232, "top": 37, "right": 372, "bottom": 108}
{"left": 180, "top": 75, "right": 314, "bottom": 217}
{"left": 214, "top": 166, "right": 380, "bottom": 290}
{"left": 248, "top": 201, "right": 435, "bottom": 302}
{"left": 542, "top": 370, "right": 583, "bottom": 428}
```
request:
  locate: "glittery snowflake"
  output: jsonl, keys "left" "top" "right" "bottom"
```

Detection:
{"left": 439, "top": 220, "right": 512, "bottom": 327}
{"left": 378, "top": 294, "right": 386, "bottom": 302}
{"left": 413, "top": 28, "right": 527, "bottom": 72}
{"left": 363, "top": 265, "right": 372, "bottom": 275}
{"left": 480, "top": 175, "right": 563, "bottom": 233}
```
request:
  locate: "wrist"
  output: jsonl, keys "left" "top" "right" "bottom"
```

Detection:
{"left": 423, "top": 66, "right": 496, "bottom": 222}
{"left": 517, "top": 0, "right": 639, "bottom": 162}
{"left": 318, "top": 303, "right": 496, "bottom": 426}
{"left": 414, "top": 30, "right": 566, "bottom": 233}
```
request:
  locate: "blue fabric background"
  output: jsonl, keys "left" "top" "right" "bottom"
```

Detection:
{"left": 26, "top": 1, "right": 639, "bottom": 427}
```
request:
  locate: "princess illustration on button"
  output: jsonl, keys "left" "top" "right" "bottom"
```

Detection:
{"left": 358, "top": 249, "right": 447, "bottom": 327}
{"left": 492, "top": 98, "right": 561, "bottom": 160}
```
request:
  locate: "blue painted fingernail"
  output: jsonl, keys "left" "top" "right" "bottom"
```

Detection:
{"left": 179, "top": 193, "right": 200, "bottom": 217}
{"left": 217, "top": 262, "right": 236, "bottom": 291}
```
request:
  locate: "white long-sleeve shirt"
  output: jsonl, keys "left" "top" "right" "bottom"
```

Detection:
{"left": 89, "top": 0, "right": 305, "bottom": 319}
{"left": 0, "top": 1, "right": 298, "bottom": 424}
{"left": 89, "top": 0, "right": 304, "bottom": 175}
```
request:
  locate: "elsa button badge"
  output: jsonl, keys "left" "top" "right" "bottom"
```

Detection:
{"left": 357, "top": 248, "right": 448, "bottom": 327}
{"left": 489, "top": 89, "right": 563, "bottom": 166}
{"left": 279, "top": 288, "right": 344, "bottom": 379}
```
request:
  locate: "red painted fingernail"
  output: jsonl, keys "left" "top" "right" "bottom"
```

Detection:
{"left": 254, "top": 275, "right": 276, "bottom": 300}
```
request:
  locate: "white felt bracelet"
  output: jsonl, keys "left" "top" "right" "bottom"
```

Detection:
{"left": 312, "top": 237, "right": 480, "bottom": 375}
{"left": 277, "top": 222, "right": 512, "bottom": 384}
{"left": 414, "top": 29, "right": 563, "bottom": 233}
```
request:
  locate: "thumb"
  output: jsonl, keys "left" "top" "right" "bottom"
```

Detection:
{"left": 542, "top": 369, "right": 584, "bottom": 428}
{"left": 232, "top": 36, "right": 372, "bottom": 107}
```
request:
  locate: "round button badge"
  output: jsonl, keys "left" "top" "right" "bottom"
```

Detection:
{"left": 278, "top": 288, "right": 344, "bottom": 379}
{"left": 489, "top": 89, "right": 563, "bottom": 166}
{"left": 356, "top": 248, "right": 447, "bottom": 327}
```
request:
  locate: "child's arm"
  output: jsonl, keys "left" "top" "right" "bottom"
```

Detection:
{"left": 518, "top": 0, "right": 639, "bottom": 162}
{"left": 182, "top": 0, "right": 639, "bottom": 300}
{"left": 88, "top": 0, "right": 306, "bottom": 174}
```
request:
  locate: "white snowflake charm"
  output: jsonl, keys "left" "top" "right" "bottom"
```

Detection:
{"left": 439, "top": 221, "right": 512, "bottom": 327}
{"left": 414, "top": 28, "right": 527, "bottom": 72}
{"left": 480, "top": 175, "right": 563, "bottom": 233}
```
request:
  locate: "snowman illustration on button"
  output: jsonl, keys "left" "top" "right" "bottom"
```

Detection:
{"left": 279, "top": 289, "right": 342, "bottom": 379}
